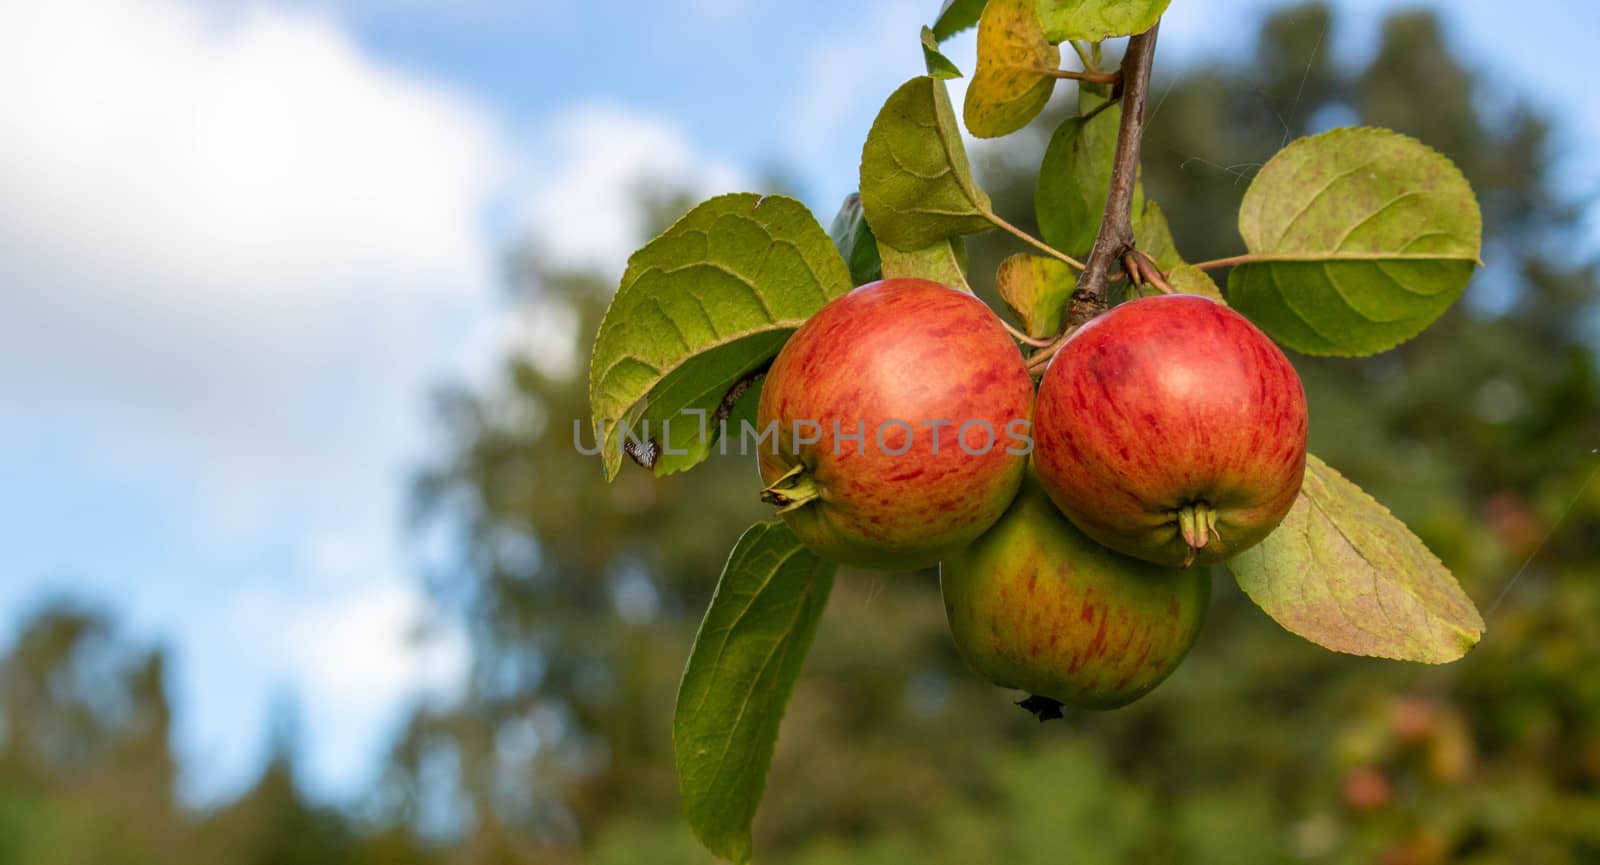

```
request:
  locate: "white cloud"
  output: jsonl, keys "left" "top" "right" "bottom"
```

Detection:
{"left": 0, "top": 0, "right": 510, "bottom": 535}
{"left": 517, "top": 103, "right": 748, "bottom": 278}
{"left": 0, "top": 0, "right": 763, "bottom": 801}
{"left": 0, "top": 0, "right": 504, "bottom": 298}
{"left": 0, "top": 0, "right": 506, "bottom": 798}
{"left": 483, "top": 104, "right": 748, "bottom": 386}
{"left": 404, "top": 102, "right": 749, "bottom": 402}
{"left": 282, "top": 582, "right": 468, "bottom": 710}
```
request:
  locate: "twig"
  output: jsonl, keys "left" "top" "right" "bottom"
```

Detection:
{"left": 1067, "top": 22, "right": 1159, "bottom": 327}
{"left": 1026, "top": 22, "right": 1161, "bottom": 369}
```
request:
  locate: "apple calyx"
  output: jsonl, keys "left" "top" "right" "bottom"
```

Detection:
{"left": 1016, "top": 695, "right": 1066, "bottom": 722}
{"left": 759, "top": 463, "right": 820, "bottom": 515}
{"left": 1175, "top": 501, "right": 1220, "bottom": 567}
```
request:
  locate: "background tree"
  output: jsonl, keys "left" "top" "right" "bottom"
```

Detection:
{"left": 0, "top": 604, "right": 193, "bottom": 865}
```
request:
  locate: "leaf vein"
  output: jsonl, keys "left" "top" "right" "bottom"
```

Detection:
{"left": 1333, "top": 190, "right": 1422, "bottom": 252}
{"left": 1271, "top": 157, "right": 1379, "bottom": 250}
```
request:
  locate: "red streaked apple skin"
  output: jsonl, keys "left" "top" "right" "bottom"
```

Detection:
{"left": 941, "top": 480, "right": 1210, "bottom": 709}
{"left": 756, "top": 278, "right": 1033, "bottom": 571}
{"left": 1033, "top": 294, "right": 1308, "bottom": 568}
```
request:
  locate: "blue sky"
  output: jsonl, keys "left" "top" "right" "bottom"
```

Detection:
{"left": 0, "top": 0, "right": 1595, "bottom": 805}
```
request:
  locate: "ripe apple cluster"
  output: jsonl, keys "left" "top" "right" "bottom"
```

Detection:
{"left": 757, "top": 278, "right": 1308, "bottom": 711}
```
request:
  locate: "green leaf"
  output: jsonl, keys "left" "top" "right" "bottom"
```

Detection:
{"left": 964, "top": 0, "right": 1059, "bottom": 138}
{"left": 996, "top": 253, "right": 1074, "bottom": 337}
{"left": 1227, "top": 454, "right": 1484, "bottom": 664}
{"left": 627, "top": 337, "right": 779, "bottom": 476}
{"left": 881, "top": 238, "right": 971, "bottom": 291}
{"left": 933, "top": 0, "right": 987, "bottom": 40}
{"left": 1037, "top": 0, "right": 1171, "bottom": 43}
{"left": 675, "top": 522, "right": 836, "bottom": 864}
{"left": 1162, "top": 263, "right": 1224, "bottom": 302}
{"left": 1129, "top": 200, "right": 1224, "bottom": 302}
{"left": 920, "top": 26, "right": 964, "bottom": 79}
{"left": 589, "top": 193, "right": 852, "bottom": 480}
{"left": 861, "top": 76, "right": 996, "bottom": 251}
{"left": 828, "top": 192, "right": 883, "bottom": 286}
{"left": 1132, "top": 199, "right": 1178, "bottom": 269}
{"left": 1035, "top": 92, "right": 1138, "bottom": 257}
{"left": 1228, "top": 127, "right": 1482, "bottom": 356}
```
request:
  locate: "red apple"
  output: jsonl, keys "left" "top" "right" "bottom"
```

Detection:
{"left": 756, "top": 278, "right": 1033, "bottom": 570}
{"left": 1033, "top": 294, "right": 1308, "bottom": 567}
{"left": 942, "top": 480, "right": 1210, "bottom": 710}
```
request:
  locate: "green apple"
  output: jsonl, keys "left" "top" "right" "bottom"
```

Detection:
{"left": 942, "top": 480, "right": 1210, "bottom": 710}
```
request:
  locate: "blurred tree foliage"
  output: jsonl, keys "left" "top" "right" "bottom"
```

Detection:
{"left": 0, "top": 604, "right": 440, "bottom": 865}
{"left": 1, "top": 5, "right": 1595, "bottom": 864}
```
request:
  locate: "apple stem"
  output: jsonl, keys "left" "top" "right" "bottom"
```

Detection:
{"left": 760, "top": 463, "right": 820, "bottom": 514}
{"left": 1176, "top": 501, "right": 1218, "bottom": 567}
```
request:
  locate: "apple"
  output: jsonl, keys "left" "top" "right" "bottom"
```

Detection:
{"left": 756, "top": 278, "right": 1033, "bottom": 570}
{"left": 1033, "top": 294, "right": 1308, "bottom": 567}
{"left": 941, "top": 480, "right": 1210, "bottom": 710}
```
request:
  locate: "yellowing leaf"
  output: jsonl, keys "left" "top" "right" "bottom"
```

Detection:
{"left": 996, "top": 253, "right": 1074, "bottom": 337}
{"left": 964, "top": 0, "right": 1059, "bottom": 138}
{"left": 1227, "top": 454, "right": 1485, "bottom": 664}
